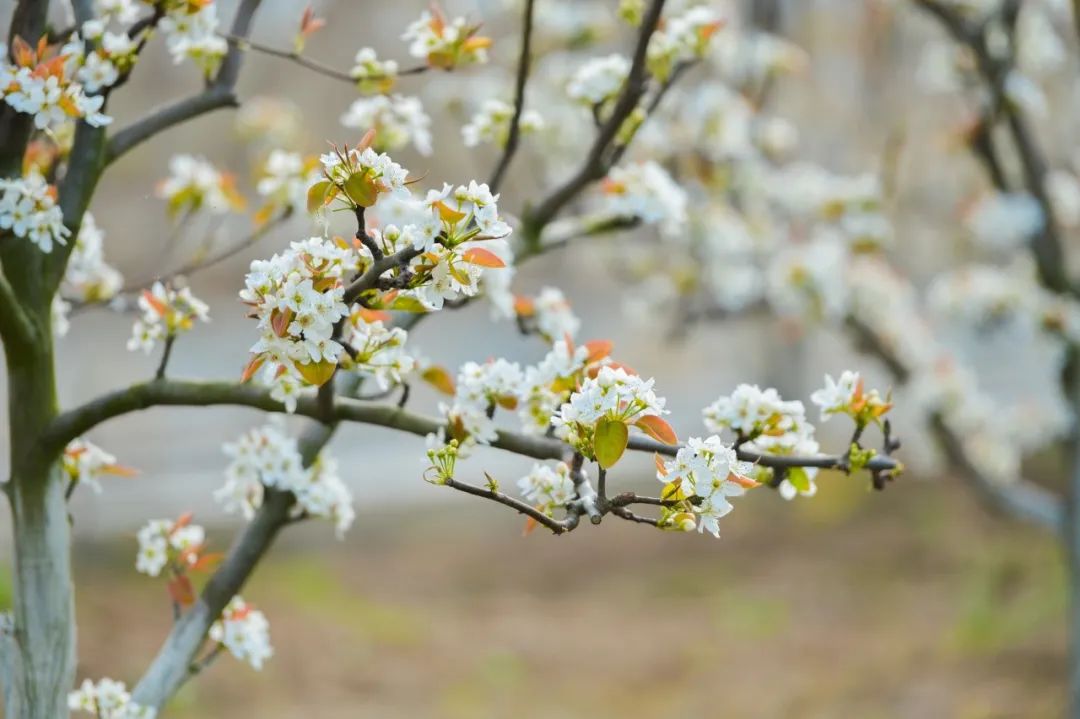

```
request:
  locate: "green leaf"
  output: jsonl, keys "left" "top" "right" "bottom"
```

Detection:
{"left": 343, "top": 171, "right": 379, "bottom": 207}
{"left": 389, "top": 295, "right": 429, "bottom": 313}
{"left": 306, "top": 179, "right": 333, "bottom": 214}
{"left": 594, "top": 418, "right": 629, "bottom": 469}
{"left": 787, "top": 467, "right": 811, "bottom": 493}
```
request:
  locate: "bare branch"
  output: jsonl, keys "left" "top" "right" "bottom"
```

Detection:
{"left": 931, "top": 415, "right": 1065, "bottom": 535}
{"left": 218, "top": 32, "right": 428, "bottom": 86}
{"left": 105, "top": 0, "right": 264, "bottom": 165}
{"left": 443, "top": 476, "right": 573, "bottom": 534}
{"left": 488, "top": 0, "right": 537, "bottom": 193}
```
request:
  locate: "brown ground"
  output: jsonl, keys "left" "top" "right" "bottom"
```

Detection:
{"left": 55, "top": 474, "right": 1067, "bottom": 718}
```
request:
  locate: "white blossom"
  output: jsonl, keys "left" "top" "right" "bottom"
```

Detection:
{"left": 209, "top": 596, "right": 273, "bottom": 670}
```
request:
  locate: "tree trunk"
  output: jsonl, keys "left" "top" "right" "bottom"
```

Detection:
{"left": 2, "top": 312, "right": 74, "bottom": 718}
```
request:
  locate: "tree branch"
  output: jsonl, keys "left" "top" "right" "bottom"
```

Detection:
{"left": 41, "top": 378, "right": 901, "bottom": 477}
{"left": 105, "top": 0, "right": 264, "bottom": 165}
{"left": 522, "top": 0, "right": 667, "bottom": 239}
{"left": 131, "top": 376, "right": 358, "bottom": 709}
{"left": 913, "top": 0, "right": 1072, "bottom": 295}
{"left": 0, "top": 262, "right": 37, "bottom": 348}
{"left": 442, "top": 476, "right": 573, "bottom": 534}
{"left": 487, "top": 0, "right": 536, "bottom": 193}
{"left": 848, "top": 316, "right": 1065, "bottom": 534}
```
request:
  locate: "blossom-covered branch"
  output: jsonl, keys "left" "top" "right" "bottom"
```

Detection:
{"left": 523, "top": 0, "right": 668, "bottom": 239}
{"left": 105, "top": 0, "right": 264, "bottom": 164}
{"left": 42, "top": 377, "right": 901, "bottom": 478}
{"left": 914, "top": 0, "right": 1072, "bottom": 296}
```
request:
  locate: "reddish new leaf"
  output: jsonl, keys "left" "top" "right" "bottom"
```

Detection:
{"left": 635, "top": 415, "right": 678, "bottom": 445}
{"left": 462, "top": 247, "right": 506, "bottom": 268}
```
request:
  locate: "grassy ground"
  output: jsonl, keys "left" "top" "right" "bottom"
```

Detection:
{"left": 27, "top": 474, "right": 1069, "bottom": 718}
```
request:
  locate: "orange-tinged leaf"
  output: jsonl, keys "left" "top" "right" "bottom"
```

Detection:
{"left": 191, "top": 552, "right": 224, "bottom": 572}
{"left": 103, "top": 464, "right": 138, "bottom": 478}
{"left": 357, "top": 128, "right": 377, "bottom": 151}
{"left": 421, "top": 365, "right": 456, "bottom": 395}
{"left": 594, "top": 418, "right": 629, "bottom": 469}
{"left": 270, "top": 308, "right": 292, "bottom": 338}
{"left": 655, "top": 452, "right": 668, "bottom": 477}
{"left": 434, "top": 199, "right": 467, "bottom": 224}
{"left": 635, "top": 415, "right": 678, "bottom": 445}
{"left": 295, "top": 359, "right": 337, "bottom": 386}
{"left": 252, "top": 203, "right": 276, "bottom": 228}
{"left": 141, "top": 289, "right": 169, "bottom": 317}
{"left": 240, "top": 353, "right": 266, "bottom": 383}
{"left": 167, "top": 575, "right": 195, "bottom": 607}
{"left": 729, "top": 472, "right": 759, "bottom": 489}
{"left": 343, "top": 171, "right": 379, "bottom": 207}
{"left": 583, "top": 339, "right": 613, "bottom": 363}
{"left": 513, "top": 295, "right": 535, "bottom": 317}
{"left": 11, "top": 36, "right": 34, "bottom": 67}
{"left": 463, "top": 35, "right": 493, "bottom": 51}
{"left": 174, "top": 511, "right": 194, "bottom": 531}
{"left": 523, "top": 515, "right": 538, "bottom": 536}
{"left": 357, "top": 308, "right": 391, "bottom": 324}
{"left": 462, "top": 247, "right": 505, "bottom": 268}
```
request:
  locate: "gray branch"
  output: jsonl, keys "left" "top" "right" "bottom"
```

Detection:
{"left": 105, "top": 0, "right": 264, "bottom": 164}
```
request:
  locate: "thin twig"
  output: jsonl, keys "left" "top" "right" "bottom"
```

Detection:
{"left": 154, "top": 334, "right": 176, "bottom": 380}
{"left": 443, "top": 477, "right": 572, "bottom": 534}
{"left": 219, "top": 33, "right": 428, "bottom": 85}
{"left": 488, "top": 0, "right": 536, "bottom": 193}
{"left": 523, "top": 0, "right": 668, "bottom": 240}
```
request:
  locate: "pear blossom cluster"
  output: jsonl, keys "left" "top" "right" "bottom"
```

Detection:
{"left": 518, "top": 287, "right": 581, "bottom": 343}
{"left": 126, "top": 281, "right": 210, "bottom": 354}
{"left": 810, "top": 371, "right": 892, "bottom": 426}
{"left": 209, "top": 596, "right": 273, "bottom": 670}
{"left": 402, "top": 6, "right": 492, "bottom": 69}
{"left": 340, "top": 94, "right": 433, "bottom": 156}
{"left": 62, "top": 438, "right": 132, "bottom": 495}
{"left": 59, "top": 213, "right": 123, "bottom": 302}
{"left": 435, "top": 358, "right": 524, "bottom": 450}
{"left": 256, "top": 150, "right": 319, "bottom": 216}
{"left": 656, "top": 436, "right": 756, "bottom": 538}
{"left": 462, "top": 99, "right": 544, "bottom": 148}
{"left": 158, "top": 1, "right": 228, "bottom": 75}
{"left": 135, "top": 516, "right": 207, "bottom": 578}
{"left": 551, "top": 366, "right": 668, "bottom": 459}
{"left": 218, "top": 422, "right": 354, "bottom": 536}
{"left": 343, "top": 311, "right": 416, "bottom": 391}
{"left": 518, "top": 339, "right": 595, "bottom": 435}
{"left": 0, "top": 38, "right": 111, "bottom": 131}
{"left": 0, "top": 171, "right": 69, "bottom": 252}
{"left": 68, "top": 678, "right": 155, "bottom": 719}
{"left": 517, "top": 462, "right": 577, "bottom": 516}
{"left": 567, "top": 54, "right": 630, "bottom": 107}
{"left": 600, "top": 161, "right": 687, "bottom": 235}
{"left": 350, "top": 47, "right": 398, "bottom": 94}
{"left": 157, "top": 154, "right": 245, "bottom": 217}
{"left": 646, "top": 5, "right": 725, "bottom": 80}
{"left": 240, "top": 237, "right": 357, "bottom": 389}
